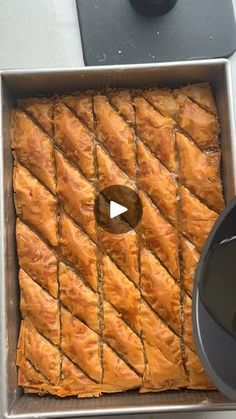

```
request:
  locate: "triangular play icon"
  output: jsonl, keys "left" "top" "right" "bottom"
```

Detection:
{"left": 109, "top": 200, "right": 128, "bottom": 219}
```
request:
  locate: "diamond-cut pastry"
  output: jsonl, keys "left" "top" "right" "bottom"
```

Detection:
{"left": 141, "top": 247, "right": 182, "bottom": 335}
{"left": 134, "top": 96, "right": 176, "bottom": 172}
{"left": 103, "top": 302, "right": 145, "bottom": 375}
{"left": 54, "top": 102, "right": 94, "bottom": 178}
{"left": 142, "top": 89, "right": 179, "bottom": 119}
{"left": 181, "top": 82, "right": 217, "bottom": 114}
{"left": 177, "top": 132, "right": 224, "bottom": 211}
{"left": 58, "top": 356, "right": 100, "bottom": 398}
{"left": 177, "top": 96, "right": 219, "bottom": 150}
{"left": 180, "top": 238, "right": 199, "bottom": 296}
{"left": 16, "top": 220, "right": 58, "bottom": 298}
{"left": 137, "top": 140, "right": 178, "bottom": 224}
{"left": 109, "top": 89, "right": 135, "bottom": 124}
{"left": 100, "top": 228, "right": 139, "bottom": 285}
{"left": 140, "top": 302, "right": 187, "bottom": 391}
{"left": 102, "top": 344, "right": 141, "bottom": 391}
{"left": 97, "top": 144, "right": 134, "bottom": 190}
{"left": 55, "top": 150, "right": 96, "bottom": 241}
{"left": 180, "top": 185, "right": 218, "bottom": 251}
{"left": 102, "top": 255, "right": 141, "bottom": 334}
{"left": 59, "top": 213, "right": 97, "bottom": 291}
{"left": 139, "top": 191, "right": 180, "bottom": 279}
{"left": 141, "top": 341, "right": 185, "bottom": 391}
{"left": 185, "top": 347, "right": 214, "bottom": 389}
{"left": 63, "top": 95, "right": 94, "bottom": 130}
{"left": 94, "top": 95, "right": 135, "bottom": 177}
{"left": 19, "top": 269, "right": 60, "bottom": 345}
{"left": 11, "top": 109, "right": 56, "bottom": 193}
{"left": 13, "top": 164, "right": 58, "bottom": 246}
{"left": 18, "top": 97, "right": 53, "bottom": 137}
{"left": 17, "top": 318, "right": 61, "bottom": 385}
{"left": 59, "top": 263, "right": 99, "bottom": 333}
{"left": 61, "top": 308, "right": 102, "bottom": 382}
{"left": 13, "top": 83, "right": 223, "bottom": 396}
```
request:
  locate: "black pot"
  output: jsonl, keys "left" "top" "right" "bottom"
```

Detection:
{"left": 193, "top": 197, "right": 236, "bottom": 401}
{"left": 129, "top": 0, "right": 178, "bottom": 16}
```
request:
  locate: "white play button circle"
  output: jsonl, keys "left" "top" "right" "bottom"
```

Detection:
{"left": 94, "top": 185, "right": 143, "bottom": 234}
{"left": 110, "top": 201, "right": 128, "bottom": 219}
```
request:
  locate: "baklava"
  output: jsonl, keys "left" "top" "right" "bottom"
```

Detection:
{"left": 12, "top": 82, "right": 224, "bottom": 397}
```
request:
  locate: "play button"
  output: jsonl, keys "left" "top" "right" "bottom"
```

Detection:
{"left": 94, "top": 185, "right": 143, "bottom": 234}
{"left": 110, "top": 201, "right": 128, "bottom": 219}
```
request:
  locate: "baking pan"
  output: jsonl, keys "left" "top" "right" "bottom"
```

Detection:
{"left": 0, "top": 59, "right": 236, "bottom": 418}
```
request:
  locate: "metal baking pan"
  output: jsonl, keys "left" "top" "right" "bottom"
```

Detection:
{"left": 0, "top": 59, "right": 236, "bottom": 418}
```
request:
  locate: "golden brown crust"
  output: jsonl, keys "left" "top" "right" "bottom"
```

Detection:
{"left": 100, "top": 229, "right": 139, "bottom": 285}
{"left": 18, "top": 97, "right": 53, "bottom": 137}
{"left": 181, "top": 82, "right": 217, "bottom": 114}
{"left": 143, "top": 86, "right": 218, "bottom": 150}
{"left": 59, "top": 263, "right": 99, "bottom": 333}
{"left": 179, "top": 186, "right": 218, "bottom": 251}
{"left": 141, "top": 248, "right": 182, "bottom": 335}
{"left": 134, "top": 96, "right": 176, "bottom": 172}
{"left": 185, "top": 347, "right": 214, "bottom": 389}
{"left": 19, "top": 269, "right": 60, "bottom": 345}
{"left": 139, "top": 191, "right": 180, "bottom": 280}
{"left": 54, "top": 102, "right": 94, "bottom": 178}
{"left": 61, "top": 308, "right": 102, "bottom": 382}
{"left": 13, "top": 164, "right": 58, "bottom": 246}
{"left": 140, "top": 341, "right": 186, "bottom": 392}
{"left": 18, "top": 353, "right": 101, "bottom": 397}
{"left": 177, "top": 132, "right": 224, "bottom": 211}
{"left": 102, "top": 343, "right": 141, "bottom": 391}
{"left": 140, "top": 301, "right": 187, "bottom": 391}
{"left": 103, "top": 255, "right": 141, "bottom": 334}
{"left": 59, "top": 356, "right": 100, "bottom": 397}
{"left": 19, "top": 359, "right": 49, "bottom": 387}
{"left": 11, "top": 109, "right": 56, "bottom": 193}
{"left": 59, "top": 213, "right": 97, "bottom": 291}
{"left": 19, "top": 348, "right": 142, "bottom": 397}
{"left": 13, "top": 84, "right": 222, "bottom": 396}
{"left": 109, "top": 89, "right": 135, "bottom": 124}
{"left": 177, "top": 96, "right": 219, "bottom": 150}
{"left": 55, "top": 150, "right": 96, "bottom": 241}
{"left": 142, "top": 89, "right": 179, "bottom": 119}
{"left": 183, "top": 294, "right": 196, "bottom": 353}
{"left": 17, "top": 318, "right": 61, "bottom": 385}
{"left": 16, "top": 220, "right": 58, "bottom": 298}
{"left": 140, "top": 302, "right": 183, "bottom": 366}
{"left": 137, "top": 140, "right": 178, "bottom": 224}
{"left": 94, "top": 95, "right": 135, "bottom": 177}
{"left": 103, "top": 302, "right": 144, "bottom": 375}
{"left": 180, "top": 238, "right": 199, "bottom": 296}
{"left": 62, "top": 95, "right": 94, "bottom": 130}
{"left": 97, "top": 144, "right": 134, "bottom": 190}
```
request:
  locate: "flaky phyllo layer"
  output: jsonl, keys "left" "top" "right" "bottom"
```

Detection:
{"left": 12, "top": 83, "right": 224, "bottom": 397}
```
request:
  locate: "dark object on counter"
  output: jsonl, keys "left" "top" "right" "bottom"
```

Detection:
{"left": 129, "top": 0, "right": 178, "bottom": 16}
{"left": 77, "top": 0, "right": 236, "bottom": 65}
{"left": 193, "top": 197, "right": 236, "bottom": 401}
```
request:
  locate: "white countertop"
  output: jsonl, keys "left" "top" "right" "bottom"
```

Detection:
{"left": 0, "top": 0, "right": 84, "bottom": 70}
{"left": 0, "top": 1, "right": 235, "bottom": 418}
